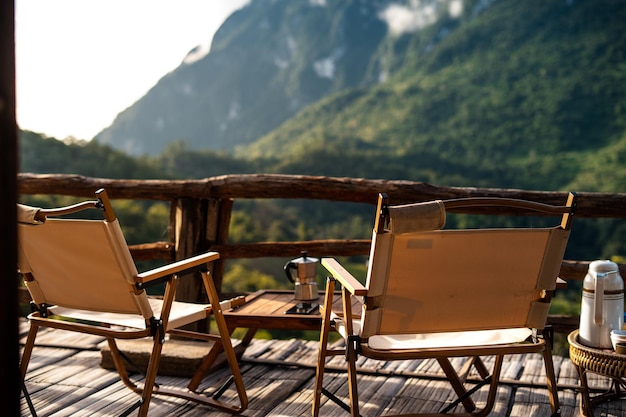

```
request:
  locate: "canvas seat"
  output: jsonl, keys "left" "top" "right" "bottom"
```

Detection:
{"left": 336, "top": 319, "right": 534, "bottom": 350}
{"left": 313, "top": 192, "right": 576, "bottom": 417}
{"left": 18, "top": 188, "right": 248, "bottom": 417}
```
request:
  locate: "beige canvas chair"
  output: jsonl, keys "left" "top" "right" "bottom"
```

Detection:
{"left": 313, "top": 192, "right": 576, "bottom": 417}
{"left": 18, "top": 188, "right": 248, "bottom": 417}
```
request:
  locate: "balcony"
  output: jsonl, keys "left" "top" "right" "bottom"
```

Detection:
{"left": 17, "top": 174, "right": 626, "bottom": 416}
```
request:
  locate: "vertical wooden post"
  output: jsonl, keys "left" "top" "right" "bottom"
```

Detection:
{"left": 205, "top": 197, "right": 233, "bottom": 293}
{"left": 1, "top": 1, "right": 20, "bottom": 415}
{"left": 173, "top": 197, "right": 234, "bottom": 331}
{"left": 174, "top": 198, "right": 206, "bottom": 303}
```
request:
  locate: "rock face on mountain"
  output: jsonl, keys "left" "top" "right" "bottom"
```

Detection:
{"left": 95, "top": 0, "right": 398, "bottom": 155}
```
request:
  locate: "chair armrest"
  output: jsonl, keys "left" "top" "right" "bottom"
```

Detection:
{"left": 136, "top": 251, "right": 220, "bottom": 284}
{"left": 19, "top": 201, "right": 99, "bottom": 223}
{"left": 321, "top": 258, "right": 367, "bottom": 296}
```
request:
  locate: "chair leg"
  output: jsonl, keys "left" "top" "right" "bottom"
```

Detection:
{"left": 313, "top": 279, "right": 336, "bottom": 417}
{"left": 471, "top": 355, "right": 504, "bottom": 417}
{"left": 20, "top": 323, "right": 39, "bottom": 378}
{"left": 312, "top": 327, "right": 329, "bottom": 417}
{"left": 149, "top": 271, "right": 248, "bottom": 414}
{"left": 201, "top": 270, "right": 248, "bottom": 412}
{"left": 105, "top": 337, "right": 141, "bottom": 392}
{"left": 437, "top": 357, "right": 477, "bottom": 412}
{"left": 188, "top": 338, "right": 225, "bottom": 392}
{"left": 542, "top": 342, "right": 561, "bottom": 416}
{"left": 21, "top": 372, "right": 38, "bottom": 417}
{"left": 137, "top": 336, "right": 165, "bottom": 417}
{"left": 471, "top": 356, "right": 490, "bottom": 379}
{"left": 345, "top": 336, "right": 360, "bottom": 417}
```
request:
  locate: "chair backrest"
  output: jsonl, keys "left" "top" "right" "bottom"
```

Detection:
{"left": 360, "top": 193, "right": 576, "bottom": 338}
{"left": 17, "top": 190, "right": 153, "bottom": 318}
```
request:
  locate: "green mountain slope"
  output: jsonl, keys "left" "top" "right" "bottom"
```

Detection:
{"left": 18, "top": 130, "right": 163, "bottom": 179}
{"left": 241, "top": 0, "right": 626, "bottom": 191}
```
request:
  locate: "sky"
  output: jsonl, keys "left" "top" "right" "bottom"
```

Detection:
{"left": 15, "top": 0, "right": 249, "bottom": 140}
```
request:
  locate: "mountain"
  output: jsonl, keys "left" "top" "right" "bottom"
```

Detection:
{"left": 93, "top": 0, "right": 625, "bottom": 193}
{"left": 95, "top": 0, "right": 393, "bottom": 156}
{"left": 239, "top": 0, "right": 626, "bottom": 191}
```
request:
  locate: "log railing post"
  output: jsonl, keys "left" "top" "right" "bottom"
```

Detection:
{"left": 174, "top": 197, "right": 234, "bottom": 302}
{"left": 174, "top": 198, "right": 205, "bottom": 305}
{"left": 204, "top": 198, "right": 234, "bottom": 294}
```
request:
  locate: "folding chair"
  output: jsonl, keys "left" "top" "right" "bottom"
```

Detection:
{"left": 313, "top": 192, "right": 576, "bottom": 417}
{"left": 18, "top": 188, "right": 248, "bottom": 417}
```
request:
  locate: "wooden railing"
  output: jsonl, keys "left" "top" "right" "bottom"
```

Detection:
{"left": 17, "top": 173, "right": 626, "bottom": 334}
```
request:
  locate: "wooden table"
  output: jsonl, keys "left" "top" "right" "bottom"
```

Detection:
{"left": 222, "top": 289, "right": 362, "bottom": 346}
{"left": 188, "top": 289, "right": 358, "bottom": 390}
{"left": 223, "top": 289, "right": 325, "bottom": 332}
{"left": 568, "top": 329, "right": 626, "bottom": 416}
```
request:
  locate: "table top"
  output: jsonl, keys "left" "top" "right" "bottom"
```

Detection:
{"left": 223, "top": 289, "right": 360, "bottom": 331}
{"left": 568, "top": 329, "right": 626, "bottom": 378}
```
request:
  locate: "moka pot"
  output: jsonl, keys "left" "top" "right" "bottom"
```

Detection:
{"left": 284, "top": 251, "right": 319, "bottom": 301}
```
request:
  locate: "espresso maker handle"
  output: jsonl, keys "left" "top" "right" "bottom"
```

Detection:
{"left": 284, "top": 261, "right": 296, "bottom": 283}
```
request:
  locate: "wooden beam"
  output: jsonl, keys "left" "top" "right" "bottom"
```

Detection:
{"left": 1, "top": 1, "right": 20, "bottom": 415}
{"left": 18, "top": 173, "right": 626, "bottom": 218}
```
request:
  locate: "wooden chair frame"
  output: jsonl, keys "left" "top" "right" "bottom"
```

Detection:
{"left": 18, "top": 188, "right": 248, "bottom": 417}
{"left": 313, "top": 193, "right": 576, "bottom": 417}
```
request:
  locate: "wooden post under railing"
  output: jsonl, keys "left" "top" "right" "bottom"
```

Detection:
{"left": 206, "top": 198, "right": 234, "bottom": 293}
{"left": 174, "top": 197, "right": 205, "bottom": 305}
{"left": 174, "top": 196, "right": 234, "bottom": 332}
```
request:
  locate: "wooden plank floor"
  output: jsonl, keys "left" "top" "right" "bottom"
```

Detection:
{"left": 19, "top": 320, "right": 626, "bottom": 417}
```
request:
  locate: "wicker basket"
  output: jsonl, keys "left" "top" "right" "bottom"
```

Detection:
{"left": 568, "top": 330, "right": 626, "bottom": 379}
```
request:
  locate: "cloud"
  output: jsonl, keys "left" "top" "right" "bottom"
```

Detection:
{"left": 379, "top": 0, "right": 463, "bottom": 36}
{"left": 449, "top": 0, "right": 463, "bottom": 18}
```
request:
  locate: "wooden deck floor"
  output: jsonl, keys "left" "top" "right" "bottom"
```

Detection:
{"left": 19, "top": 320, "right": 626, "bottom": 417}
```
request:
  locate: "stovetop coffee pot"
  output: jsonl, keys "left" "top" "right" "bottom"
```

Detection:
{"left": 284, "top": 251, "right": 319, "bottom": 301}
